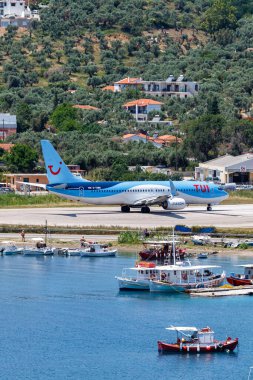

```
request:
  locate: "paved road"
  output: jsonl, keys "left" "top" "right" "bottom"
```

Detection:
{"left": 0, "top": 204, "right": 253, "bottom": 228}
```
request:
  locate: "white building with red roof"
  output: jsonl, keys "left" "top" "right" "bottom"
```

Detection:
{"left": 103, "top": 75, "right": 199, "bottom": 98}
{"left": 123, "top": 99, "right": 163, "bottom": 121}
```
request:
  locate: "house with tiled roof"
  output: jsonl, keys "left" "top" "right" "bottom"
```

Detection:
{"left": 114, "top": 77, "right": 143, "bottom": 92}
{"left": 0, "top": 143, "right": 14, "bottom": 152}
{"left": 123, "top": 99, "right": 163, "bottom": 121}
{"left": 103, "top": 75, "right": 199, "bottom": 98}
{"left": 122, "top": 133, "right": 180, "bottom": 148}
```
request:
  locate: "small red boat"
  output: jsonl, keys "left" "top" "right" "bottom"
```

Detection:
{"left": 227, "top": 264, "right": 253, "bottom": 286}
{"left": 158, "top": 326, "right": 238, "bottom": 354}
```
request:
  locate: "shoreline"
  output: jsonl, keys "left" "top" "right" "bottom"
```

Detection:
{"left": 1, "top": 235, "right": 252, "bottom": 257}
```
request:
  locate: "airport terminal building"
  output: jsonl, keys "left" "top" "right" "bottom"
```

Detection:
{"left": 195, "top": 154, "right": 253, "bottom": 184}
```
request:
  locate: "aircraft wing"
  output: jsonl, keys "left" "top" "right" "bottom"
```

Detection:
{"left": 132, "top": 194, "right": 169, "bottom": 206}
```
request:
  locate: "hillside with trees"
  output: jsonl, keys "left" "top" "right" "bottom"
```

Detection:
{"left": 1, "top": 0, "right": 253, "bottom": 178}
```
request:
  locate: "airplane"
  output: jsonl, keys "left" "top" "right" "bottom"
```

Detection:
{"left": 24, "top": 140, "right": 229, "bottom": 213}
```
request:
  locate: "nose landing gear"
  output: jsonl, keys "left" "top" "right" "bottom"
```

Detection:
{"left": 207, "top": 204, "right": 212, "bottom": 211}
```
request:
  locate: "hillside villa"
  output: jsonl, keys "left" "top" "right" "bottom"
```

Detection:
{"left": 0, "top": 0, "right": 40, "bottom": 27}
{"left": 122, "top": 133, "right": 181, "bottom": 148}
{"left": 123, "top": 99, "right": 163, "bottom": 121}
{"left": 102, "top": 75, "right": 199, "bottom": 98}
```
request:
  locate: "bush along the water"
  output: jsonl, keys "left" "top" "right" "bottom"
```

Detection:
{"left": 118, "top": 231, "right": 141, "bottom": 244}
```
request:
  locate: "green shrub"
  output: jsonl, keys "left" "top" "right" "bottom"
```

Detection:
{"left": 118, "top": 231, "right": 141, "bottom": 244}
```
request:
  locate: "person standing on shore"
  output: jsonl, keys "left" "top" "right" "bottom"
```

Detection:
{"left": 21, "top": 230, "right": 25, "bottom": 242}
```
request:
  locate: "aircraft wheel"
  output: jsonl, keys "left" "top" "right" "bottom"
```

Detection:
{"left": 121, "top": 205, "right": 130, "bottom": 213}
{"left": 207, "top": 205, "right": 212, "bottom": 211}
{"left": 141, "top": 206, "right": 150, "bottom": 213}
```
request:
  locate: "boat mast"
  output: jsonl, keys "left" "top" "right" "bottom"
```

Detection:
{"left": 172, "top": 227, "right": 176, "bottom": 265}
{"left": 45, "top": 219, "right": 48, "bottom": 246}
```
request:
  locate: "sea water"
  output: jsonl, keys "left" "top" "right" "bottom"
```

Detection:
{"left": 0, "top": 253, "right": 252, "bottom": 380}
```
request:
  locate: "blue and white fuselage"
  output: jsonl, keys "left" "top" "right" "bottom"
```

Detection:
{"left": 40, "top": 140, "right": 228, "bottom": 213}
{"left": 47, "top": 180, "right": 227, "bottom": 206}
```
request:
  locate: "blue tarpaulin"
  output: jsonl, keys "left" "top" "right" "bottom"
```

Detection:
{"left": 175, "top": 225, "right": 192, "bottom": 232}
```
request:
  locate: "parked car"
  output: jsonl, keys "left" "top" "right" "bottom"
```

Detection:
{"left": 0, "top": 187, "right": 14, "bottom": 193}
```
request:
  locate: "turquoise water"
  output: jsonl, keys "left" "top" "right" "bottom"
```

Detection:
{"left": 0, "top": 253, "right": 252, "bottom": 380}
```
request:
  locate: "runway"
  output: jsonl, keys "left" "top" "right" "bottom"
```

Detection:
{"left": 0, "top": 204, "right": 252, "bottom": 228}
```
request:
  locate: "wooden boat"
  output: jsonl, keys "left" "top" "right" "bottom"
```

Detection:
{"left": 139, "top": 240, "right": 186, "bottom": 261}
{"left": 227, "top": 264, "right": 253, "bottom": 286}
{"left": 149, "top": 264, "right": 226, "bottom": 293}
{"left": 158, "top": 326, "right": 238, "bottom": 354}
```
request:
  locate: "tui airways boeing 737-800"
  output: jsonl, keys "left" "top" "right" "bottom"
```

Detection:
{"left": 28, "top": 140, "right": 228, "bottom": 213}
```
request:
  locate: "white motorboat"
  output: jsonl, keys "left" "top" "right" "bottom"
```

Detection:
{"left": 80, "top": 243, "right": 117, "bottom": 257}
{"left": 2, "top": 244, "right": 23, "bottom": 255}
{"left": 23, "top": 247, "right": 54, "bottom": 256}
{"left": 66, "top": 248, "right": 82, "bottom": 256}
{"left": 116, "top": 262, "right": 158, "bottom": 290}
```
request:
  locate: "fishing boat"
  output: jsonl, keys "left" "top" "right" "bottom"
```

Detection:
{"left": 139, "top": 240, "right": 186, "bottom": 261}
{"left": 158, "top": 326, "right": 238, "bottom": 354}
{"left": 149, "top": 264, "right": 226, "bottom": 293}
{"left": 80, "top": 243, "right": 117, "bottom": 257}
{"left": 115, "top": 262, "right": 158, "bottom": 290}
{"left": 227, "top": 264, "right": 253, "bottom": 286}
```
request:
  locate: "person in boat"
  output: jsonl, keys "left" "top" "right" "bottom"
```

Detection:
{"left": 80, "top": 236, "right": 86, "bottom": 247}
{"left": 161, "top": 272, "right": 167, "bottom": 281}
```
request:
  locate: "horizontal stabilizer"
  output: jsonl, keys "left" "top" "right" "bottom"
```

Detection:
{"left": 16, "top": 181, "right": 47, "bottom": 189}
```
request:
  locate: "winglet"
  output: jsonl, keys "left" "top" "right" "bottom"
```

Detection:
{"left": 169, "top": 180, "right": 177, "bottom": 196}
{"left": 41, "top": 140, "right": 84, "bottom": 184}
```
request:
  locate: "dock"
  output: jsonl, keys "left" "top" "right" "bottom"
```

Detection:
{"left": 186, "top": 285, "right": 253, "bottom": 297}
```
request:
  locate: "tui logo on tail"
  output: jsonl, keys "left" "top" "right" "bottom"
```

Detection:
{"left": 48, "top": 162, "right": 62, "bottom": 175}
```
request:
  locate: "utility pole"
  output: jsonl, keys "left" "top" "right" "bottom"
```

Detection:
{"left": 175, "top": 127, "right": 178, "bottom": 172}
{"left": 2, "top": 118, "right": 4, "bottom": 141}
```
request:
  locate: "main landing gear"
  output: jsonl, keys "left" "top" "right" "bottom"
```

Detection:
{"left": 121, "top": 205, "right": 130, "bottom": 213}
{"left": 141, "top": 206, "right": 150, "bottom": 213}
{"left": 207, "top": 204, "right": 212, "bottom": 211}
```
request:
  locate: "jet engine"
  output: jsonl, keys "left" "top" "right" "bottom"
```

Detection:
{"left": 162, "top": 197, "right": 186, "bottom": 210}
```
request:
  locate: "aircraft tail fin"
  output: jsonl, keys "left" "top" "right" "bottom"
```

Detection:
{"left": 41, "top": 140, "right": 84, "bottom": 184}
{"left": 169, "top": 180, "right": 177, "bottom": 196}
